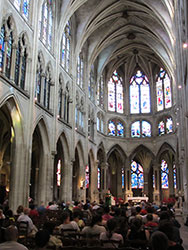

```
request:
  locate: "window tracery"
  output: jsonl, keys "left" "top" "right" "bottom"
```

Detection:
{"left": 131, "top": 121, "right": 151, "bottom": 138}
{"left": 158, "top": 117, "right": 173, "bottom": 135}
{"left": 97, "top": 74, "right": 104, "bottom": 109}
{"left": 77, "top": 53, "right": 84, "bottom": 88}
{"left": 108, "top": 119, "right": 124, "bottom": 137}
{"left": 108, "top": 71, "right": 123, "bottom": 113}
{"left": 131, "top": 161, "right": 144, "bottom": 189}
{"left": 89, "top": 65, "right": 95, "bottom": 102}
{"left": 39, "top": 0, "right": 53, "bottom": 49}
{"left": 13, "top": 0, "right": 30, "bottom": 20}
{"left": 61, "top": 21, "right": 71, "bottom": 72}
{"left": 14, "top": 33, "right": 28, "bottom": 90}
{"left": 130, "top": 70, "right": 150, "bottom": 114}
{"left": 156, "top": 68, "right": 172, "bottom": 111}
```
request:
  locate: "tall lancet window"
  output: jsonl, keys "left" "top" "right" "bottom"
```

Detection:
{"left": 156, "top": 68, "right": 172, "bottom": 111}
{"left": 130, "top": 70, "right": 150, "bottom": 114}
{"left": 89, "top": 65, "right": 95, "bottom": 102}
{"left": 77, "top": 53, "right": 84, "bottom": 88}
{"left": 131, "top": 161, "right": 144, "bottom": 189}
{"left": 61, "top": 21, "right": 71, "bottom": 72}
{"left": 108, "top": 71, "right": 123, "bottom": 113}
{"left": 97, "top": 74, "right": 104, "bottom": 109}
{"left": 0, "top": 25, "right": 5, "bottom": 72}
{"left": 161, "top": 160, "right": 169, "bottom": 189}
{"left": 5, "top": 32, "right": 13, "bottom": 78}
{"left": 14, "top": 0, "right": 30, "bottom": 20}
{"left": 39, "top": 0, "right": 53, "bottom": 49}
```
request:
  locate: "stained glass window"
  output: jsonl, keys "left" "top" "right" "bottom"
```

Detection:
{"left": 97, "top": 74, "right": 104, "bottom": 108}
{"left": 58, "top": 86, "right": 63, "bottom": 118}
{"left": 173, "top": 165, "right": 176, "bottom": 189}
{"left": 0, "top": 26, "right": 5, "bottom": 72}
{"left": 40, "top": 0, "right": 53, "bottom": 49}
{"left": 77, "top": 54, "right": 84, "bottom": 88}
{"left": 161, "top": 160, "right": 169, "bottom": 189}
{"left": 131, "top": 161, "right": 144, "bottom": 189}
{"left": 56, "top": 160, "right": 61, "bottom": 187}
{"left": 108, "top": 71, "right": 123, "bottom": 113}
{"left": 130, "top": 70, "right": 150, "bottom": 114}
{"left": 15, "top": 41, "right": 21, "bottom": 86}
{"left": 156, "top": 68, "right": 172, "bottom": 111}
{"left": 158, "top": 121, "right": 165, "bottom": 135}
{"left": 166, "top": 117, "right": 173, "bottom": 134}
{"left": 85, "top": 165, "right": 89, "bottom": 189}
{"left": 35, "top": 60, "right": 42, "bottom": 103}
{"left": 43, "top": 68, "right": 51, "bottom": 109}
{"left": 6, "top": 32, "right": 13, "bottom": 78}
{"left": 131, "top": 121, "right": 140, "bottom": 138}
{"left": 20, "top": 49, "right": 27, "bottom": 90}
{"left": 14, "top": 0, "right": 21, "bottom": 10}
{"left": 142, "top": 121, "right": 151, "bottom": 137}
{"left": 117, "top": 121, "right": 124, "bottom": 137}
{"left": 108, "top": 119, "right": 124, "bottom": 137}
{"left": 98, "top": 167, "right": 101, "bottom": 189}
{"left": 108, "top": 120, "right": 116, "bottom": 136}
{"left": 22, "top": 0, "right": 30, "bottom": 20}
{"left": 101, "top": 119, "right": 104, "bottom": 133}
{"left": 122, "top": 168, "right": 125, "bottom": 189}
{"left": 97, "top": 116, "right": 100, "bottom": 131}
{"left": 89, "top": 65, "right": 95, "bottom": 102}
{"left": 61, "top": 21, "right": 71, "bottom": 72}
{"left": 153, "top": 174, "right": 155, "bottom": 189}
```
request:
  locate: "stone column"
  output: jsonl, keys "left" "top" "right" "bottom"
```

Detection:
{"left": 143, "top": 169, "right": 149, "bottom": 196}
{"left": 168, "top": 162, "right": 175, "bottom": 197}
{"left": 125, "top": 159, "right": 133, "bottom": 201}
{"left": 90, "top": 160, "right": 99, "bottom": 203}
{"left": 77, "top": 164, "right": 86, "bottom": 202}
{"left": 2, "top": 36, "right": 8, "bottom": 74}
{"left": 153, "top": 162, "right": 161, "bottom": 205}
{"left": 117, "top": 165, "right": 123, "bottom": 198}
{"left": 101, "top": 162, "right": 108, "bottom": 199}
{"left": 60, "top": 158, "right": 72, "bottom": 202}
{"left": 40, "top": 73, "right": 45, "bottom": 104}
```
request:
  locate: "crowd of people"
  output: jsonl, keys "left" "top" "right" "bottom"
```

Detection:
{"left": 0, "top": 198, "right": 184, "bottom": 250}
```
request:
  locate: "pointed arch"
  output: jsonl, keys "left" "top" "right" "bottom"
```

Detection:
{"left": 107, "top": 144, "right": 127, "bottom": 162}
{"left": 156, "top": 142, "right": 175, "bottom": 162}
{"left": 33, "top": 117, "right": 50, "bottom": 154}
{"left": 129, "top": 144, "right": 155, "bottom": 161}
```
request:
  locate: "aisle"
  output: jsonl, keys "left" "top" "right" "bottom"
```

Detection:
{"left": 176, "top": 212, "right": 188, "bottom": 249}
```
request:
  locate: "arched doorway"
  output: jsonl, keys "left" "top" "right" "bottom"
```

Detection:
{"left": 30, "top": 119, "right": 50, "bottom": 205}
{"left": 107, "top": 149, "right": 124, "bottom": 198}
{"left": 30, "top": 125, "right": 43, "bottom": 203}
{"left": 53, "top": 138, "right": 64, "bottom": 201}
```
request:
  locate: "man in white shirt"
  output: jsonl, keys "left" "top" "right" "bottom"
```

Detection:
{"left": 17, "top": 208, "right": 36, "bottom": 234}
{"left": 0, "top": 225, "right": 28, "bottom": 250}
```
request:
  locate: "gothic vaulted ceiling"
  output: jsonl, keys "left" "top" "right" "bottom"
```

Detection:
{"left": 59, "top": 0, "right": 175, "bottom": 79}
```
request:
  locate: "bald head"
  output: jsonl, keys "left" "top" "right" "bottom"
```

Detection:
{"left": 5, "top": 226, "right": 18, "bottom": 241}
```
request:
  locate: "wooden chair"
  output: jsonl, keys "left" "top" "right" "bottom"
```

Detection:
{"left": 17, "top": 221, "right": 28, "bottom": 239}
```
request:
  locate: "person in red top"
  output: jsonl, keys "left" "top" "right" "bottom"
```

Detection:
{"left": 145, "top": 214, "right": 158, "bottom": 228}
{"left": 29, "top": 204, "right": 39, "bottom": 217}
{"left": 102, "top": 206, "right": 113, "bottom": 222}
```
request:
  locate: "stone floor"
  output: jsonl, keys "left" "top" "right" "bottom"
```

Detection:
{"left": 176, "top": 210, "right": 188, "bottom": 249}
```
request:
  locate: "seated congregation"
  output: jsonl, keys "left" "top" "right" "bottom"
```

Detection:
{"left": 0, "top": 200, "right": 184, "bottom": 250}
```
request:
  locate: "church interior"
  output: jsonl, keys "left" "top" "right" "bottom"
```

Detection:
{"left": 0, "top": 0, "right": 188, "bottom": 219}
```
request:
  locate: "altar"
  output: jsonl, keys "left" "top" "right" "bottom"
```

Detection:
{"left": 127, "top": 196, "right": 149, "bottom": 203}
